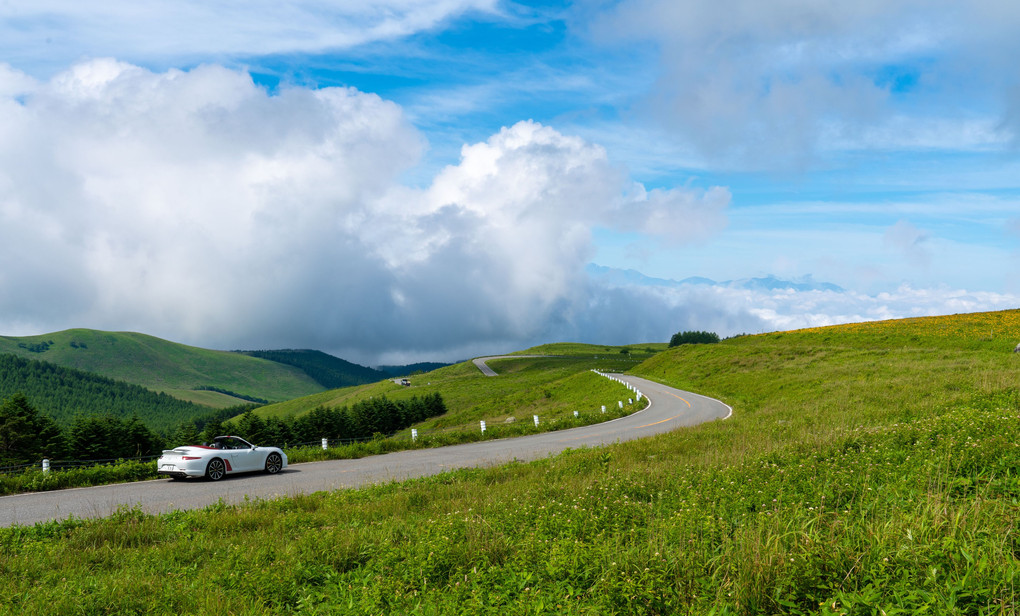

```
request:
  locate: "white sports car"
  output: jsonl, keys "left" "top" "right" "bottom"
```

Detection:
{"left": 157, "top": 435, "right": 287, "bottom": 481}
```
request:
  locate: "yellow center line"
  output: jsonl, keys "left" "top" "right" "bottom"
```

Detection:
{"left": 631, "top": 391, "right": 691, "bottom": 428}
{"left": 666, "top": 391, "right": 692, "bottom": 407}
{"left": 637, "top": 414, "right": 682, "bottom": 428}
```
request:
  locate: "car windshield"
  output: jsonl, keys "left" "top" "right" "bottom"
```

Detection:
{"left": 215, "top": 437, "right": 250, "bottom": 450}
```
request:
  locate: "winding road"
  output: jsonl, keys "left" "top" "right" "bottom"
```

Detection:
{"left": 0, "top": 370, "right": 731, "bottom": 527}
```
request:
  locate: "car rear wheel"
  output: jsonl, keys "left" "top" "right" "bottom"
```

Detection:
{"left": 265, "top": 452, "right": 283, "bottom": 474}
{"left": 206, "top": 458, "right": 226, "bottom": 481}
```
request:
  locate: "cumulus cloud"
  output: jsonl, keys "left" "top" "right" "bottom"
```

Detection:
{"left": 0, "top": 60, "right": 731, "bottom": 363}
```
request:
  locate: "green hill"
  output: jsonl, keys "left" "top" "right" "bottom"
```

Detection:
{"left": 250, "top": 343, "right": 664, "bottom": 429}
{"left": 5, "top": 312, "right": 1020, "bottom": 613}
{"left": 0, "top": 353, "right": 211, "bottom": 433}
{"left": 0, "top": 329, "right": 326, "bottom": 407}
{"left": 235, "top": 349, "right": 386, "bottom": 389}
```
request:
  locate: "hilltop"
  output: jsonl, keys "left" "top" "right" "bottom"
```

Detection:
{"left": 0, "top": 329, "right": 327, "bottom": 407}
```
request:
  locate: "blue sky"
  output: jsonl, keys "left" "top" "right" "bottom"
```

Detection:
{"left": 1, "top": 1, "right": 1018, "bottom": 362}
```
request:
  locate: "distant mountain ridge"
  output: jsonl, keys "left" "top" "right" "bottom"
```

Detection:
{"left": 235, "top": 349, "right": 387, "bottom": 389}
{"left": 0, "top": 329, "right": 445, "bottom": 417}
{"left": 586, "top": 264, "right": 845, "bottom": 293}
{"left": 377, "top": 362, "right": 453, "bottom": 377}
{"left": 0, "top": 330, "right": 330, "bottom": 408}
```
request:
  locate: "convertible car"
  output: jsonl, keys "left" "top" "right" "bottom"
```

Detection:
{"left": 157, "top": 435, "right": 287, "bottom": 481}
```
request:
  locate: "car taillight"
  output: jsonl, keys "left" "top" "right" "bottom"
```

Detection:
{"left": 182, "top": 456, "right": 201, "bottom": 460}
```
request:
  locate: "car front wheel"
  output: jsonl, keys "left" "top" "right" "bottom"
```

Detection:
{"left": 265, "top": 452, "right": 283, "bottom": 475}
{"left": 206, "top": 458, "right": 226, "bottom": 481}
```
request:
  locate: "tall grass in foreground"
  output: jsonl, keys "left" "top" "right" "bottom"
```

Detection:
{"left": 1, "top": 393, "right": 1016, "bottom": 614}
{"left": 2, "top": 311, "right": 1020, "bottom": 614}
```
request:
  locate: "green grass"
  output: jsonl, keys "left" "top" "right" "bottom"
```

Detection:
{"left": 0, "top": 329, "right": 325, "bottom": 406}
{"left": 254, "top": 342, "right": 662, "bottom": 425}
{"left": 3, "top": 313, "right": 1020, "bottom": 614}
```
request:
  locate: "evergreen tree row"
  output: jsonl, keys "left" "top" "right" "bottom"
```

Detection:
{"left": 668, "top": 330, "right": 721, "bottom": 347}
{"left": 223, "top": 393, "right": 448, "bottom": 448}
{"left": 0, "top": 393, "right": 164, "bottom": 466}
{"left": 0, "top": 353, "right": 208, "bottom": 432}
{"left": 2, "top": 389, "right": 449, "bottom": 467}
{"left": 235, "top": 349, "right": 385, "bottom": 389}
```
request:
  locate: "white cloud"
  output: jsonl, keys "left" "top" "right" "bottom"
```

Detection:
{"left": 0, "top": 60, "right": 730, "bottom": 362}
{"left": 587, "top": 274, "right": 1020, "bottom": 343}
{"left": 0, "top": 1, "right": 499, "bottom": 73}
{"left": 587, "top": 0, "right": 1020, "bottom": 167}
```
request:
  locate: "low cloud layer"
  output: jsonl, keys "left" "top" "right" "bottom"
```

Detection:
{"left": 0, "top": 60, "right": 733, "bottom": 362}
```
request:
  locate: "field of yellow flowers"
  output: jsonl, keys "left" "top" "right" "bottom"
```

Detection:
{"left": 2, "top": 310, "right": 1019, "bottom": 614}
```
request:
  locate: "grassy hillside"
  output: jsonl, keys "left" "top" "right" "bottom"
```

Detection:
{"left": 3, "top": 313, "right": 1020, "bottom": 614}
{"left": 251, "top": 343, "right": 663, "bottom": 433}
{"left": 0, "top": 329, "right": 325, "bottom": 406}
{"left": 0, "top": 354, "right": 208, "bottom": 433}
{"left": 236, "top": 349, "right": 386, "bottom": 389}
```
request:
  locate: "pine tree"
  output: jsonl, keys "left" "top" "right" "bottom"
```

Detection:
{"left": 0, "top": 393, "right": 65, "bottom": 465}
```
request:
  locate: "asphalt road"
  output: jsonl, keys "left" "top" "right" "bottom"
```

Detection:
{"left": 0, "top": 373, "right": 731, "bottom": 527}
{"left": 471, "top": 354, "right": 547, "bottom": 376}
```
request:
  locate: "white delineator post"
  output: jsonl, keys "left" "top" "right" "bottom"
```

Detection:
{"left": 618, "top": 401, "right": 624, "bottom": 409}
{"left": 411, "top": 428, "right": 418, "bottom": 442}
{"left": 321, "top": 438, "right": 328, "bottom": 450}
{"left": 480, "top": 420, "right": 487, "bottom": 434}
{"left": 42, "top": 459, "right": 50, "bottom": 474}
{"left": 533, "top": 415, "right": 540, "bottom": 427}
{"left": 573, "top": 410, "right": 579, "bottom": 418}
{"left": 601, "top": 405, "right": 606, "bottom": 414}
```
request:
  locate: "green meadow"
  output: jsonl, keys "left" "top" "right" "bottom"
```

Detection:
{"left": 252, "top": 343, "right": 662, "bottom": 430}
{"left": 0, "top": 329, "right": 325, "bottom": 406}
{"left": 2, "top": 313, "right": 1020, "bottom": 614}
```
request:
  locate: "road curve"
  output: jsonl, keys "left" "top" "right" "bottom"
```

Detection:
{"left": 472, "top": 355, "right": 547, "bottom": 376}
{"left": 0, "top": 374, "right": 731, "bottom": 527}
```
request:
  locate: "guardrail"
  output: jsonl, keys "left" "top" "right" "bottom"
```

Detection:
{"left": 3, "top": 370, "right": 644, "bottom": 475}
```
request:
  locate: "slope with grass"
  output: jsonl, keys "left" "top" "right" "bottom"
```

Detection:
{"left": 0, "top": 353, "right": 208, "bottom": 432}
{"left": 235, "top": 349, "right": 386, "bottom": 389}
{"left": 0, "top": 329, "right": 325, "bottom": 407}
{"left": 3, "top": 313, "right": 1020, "bottom": 614}
{"left": 251, "top": 343, "right": 664, "bottom": 433}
